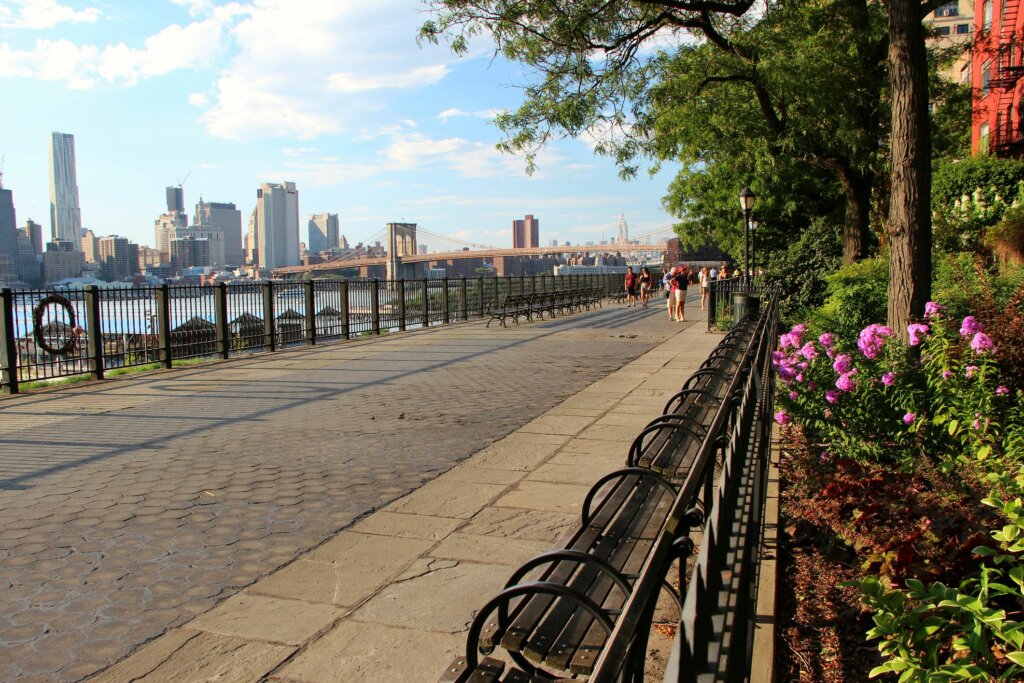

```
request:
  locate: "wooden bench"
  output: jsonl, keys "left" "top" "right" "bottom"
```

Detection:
{"left": 486, "top": 288, "right": 603, "bottom": 328}
{"left": 441, "top": 314, "right": 762, "bottom": 682}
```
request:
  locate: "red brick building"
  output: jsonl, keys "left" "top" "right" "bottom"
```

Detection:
{"left": 972, "top": 0, "right": 1024, "bottom": 154}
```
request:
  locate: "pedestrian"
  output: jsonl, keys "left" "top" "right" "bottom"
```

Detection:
{"left": 663, "top": 267, "right": 675, "bottom": 320}
{"left": 720, "top": 264, "right": 730, "bottom": 280}
{"left": 639, "top": 266, "right": 652, "bottom": 308}
{"left": 699, "top": 266, "right": 710, "bottom": 311}
{"left": 624, "top": 266, "right": 637, "bottom": 307}
{"left": 672, "top": 265, "right": 688, "bottom": 322}
{"left": 709, "top": 265, "right": 718, "bottom": 281}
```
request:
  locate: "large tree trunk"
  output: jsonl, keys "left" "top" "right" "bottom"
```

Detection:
{"left": 839, "top": 166, "right": 873, "bottom": 264}
{"left": 886, "top": 0, "right": 932, "bottom": 338}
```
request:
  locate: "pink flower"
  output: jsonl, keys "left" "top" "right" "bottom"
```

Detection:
{"left": 774, "top": 410, "right": 791, "bottom": 425}
{"left": 973, "top": 419, "right": 981, "bottom": 430}
{"left": 881, "top": 372, "right": 895, "bottom": 387}
{"left": 836, "top": 371, "right": 858, "bottom": 393}
{"left": 772, "top": 351, "right": 786, "bottom": 366}
{"left": 960, "top": 316, "right": 983, "bottom": 337}
{"left": 997, "top": 385, "right": 1010, "bottom": 396}
{"left": 857, "top": 324, "right": 893, "bottom": 360}
{"left": 808, "top": 381, "right": 818, "bottom": 391}
{"left": 819, "top": 333, "right": 835, "bottom": 347}
{"left": 903, "top": 412, "right": 916, "bottom": 425}
{"left": 825, "top": 390, "right": 840, "bottom": 404}
{"left": 965, "top": 365, "right": 979, "bottom": 378}
{"left": 924, "top": 301, "right": 944, "bottom": 319}
{"left": 971, "top": 332, "right": 997, "bottom": 355}
{"left": 789, "top": 391, "right": 799, "bottom": 401}
{"left": 907, "top": 323, "right": 930, "bottom": 346}
{"left": 833, "top": 354, "right": 853, "bottom": 374}
{"left": 799, "top": 342, "right": 818, "bottom": 361}
{"left": 942, "top": 370, "right": 953, "bottom": 379}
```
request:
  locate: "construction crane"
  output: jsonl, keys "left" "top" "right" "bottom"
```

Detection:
{"left": 178, "top": 170, "right": 191, "bottom": 188}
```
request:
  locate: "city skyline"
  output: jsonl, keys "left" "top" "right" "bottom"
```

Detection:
{"left": 0, "top": 1, "right": 679, "bottom": 252}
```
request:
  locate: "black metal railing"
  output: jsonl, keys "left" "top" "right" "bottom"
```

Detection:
{"left": 1, "top": 273, "right": 630, "bottom": 394}
{"left": 706, "top": 278, "right": 773, "bottom": 332}
{"left": 590, "top": 290, "right": 779, "bottom": 682}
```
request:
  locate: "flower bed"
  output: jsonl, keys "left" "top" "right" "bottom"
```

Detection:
{"left": 772, "top": 302, "right": 1024, "bottom": 681}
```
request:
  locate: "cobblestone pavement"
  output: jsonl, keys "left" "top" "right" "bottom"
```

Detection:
{"left": 0, "top": 302, "right": 689, "bottom": 681}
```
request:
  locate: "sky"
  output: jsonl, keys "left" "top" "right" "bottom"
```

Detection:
{"left": 0, "top": 0, "right": 681, "bottom": 252}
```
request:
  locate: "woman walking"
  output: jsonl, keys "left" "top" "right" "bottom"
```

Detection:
{"left": 638, "top": 266, "right": 652, "bottom": 308}
{"left": 699, "top": 266, "right": 709, "bottom": 311}
{"left": 672, "top": 266, "right": 688, "bottom": 322}
{"left": 663, "top": 267, "right": 675, "bottom": 320}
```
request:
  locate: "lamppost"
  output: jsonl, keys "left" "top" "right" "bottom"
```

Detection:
{"left": 749, "top": 217, "right": 759, "bottom": 282}
{"left": 738, "top": 187, "right": 756, "bottom": 283}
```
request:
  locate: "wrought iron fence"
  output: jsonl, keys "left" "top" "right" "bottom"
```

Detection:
{"left": 706, "top": 277, "right": 773, "bottom": 332}
{"left": 1, "top": 273, "right": 627, "bottom": 394}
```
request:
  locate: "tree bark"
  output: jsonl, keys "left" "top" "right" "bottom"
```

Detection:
{"left": 886, "top": 0, "right": 932, "bottom": 338}
{"left": 838, "top": 166, "right": 873, "bottom": 264}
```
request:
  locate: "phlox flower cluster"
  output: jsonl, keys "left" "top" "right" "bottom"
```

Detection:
{"left": 907, "top": 323, "right": 930, "bottom": 346}
{"left": 924, "top": 301, "right": 944, "bottom": 319}
{"left": 857, "top": 324, "right": 893, "bottom": 359}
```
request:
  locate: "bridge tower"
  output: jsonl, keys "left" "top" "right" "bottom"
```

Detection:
{"left": 386, "top": 222, "right": 419, "bottom": 280}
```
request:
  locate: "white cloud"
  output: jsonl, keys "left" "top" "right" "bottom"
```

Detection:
{"left": 0, "top": 9, "right": 241, "bottom": 88}
{"left": 327, "top": 64, "right": 448, "bottom": 93}
{"left": 188, "top": 91, "right": 209, "bottom": 107}
{"left": 0, "top": 0, "right": 100, "bottom": 29}
{"left": 436, "top": 107, "right": 503, "bottom": 122}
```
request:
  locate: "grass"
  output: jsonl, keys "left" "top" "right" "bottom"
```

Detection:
{"left": 15, "top": 355, "right": 223, "bottom": 392}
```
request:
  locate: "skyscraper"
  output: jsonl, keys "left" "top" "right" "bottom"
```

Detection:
{"left": 23, "top": 219, "right": 43, "bottom": 256}
{"left": 616, "top": 213, "right": 629, "bottom": 244}
{"left": 513, "top": 214, "right": 540, "bottom": 249}
{"left": 97, "top": 235, "right": 137, "bottom": 281}
{"left": 254, "top": 182, "right": 300, "bottom": 270}
{"left": 166, "top": 186, "right": 185, "bottom": 213}
{"left": 0, "top": 173, "right": 17, "bottom": 286}
{"left": 49, "top": 132, "right": 83, "bottom": 250}
{"left": 194, "top": 199, "right": 243, "bottom": 266}
{"left": 307, "top": 213, "right": 339, "bottom": 254}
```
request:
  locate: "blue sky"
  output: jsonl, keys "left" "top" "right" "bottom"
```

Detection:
{"left": 0, "top": 0, "right": 680, "bottom": 252}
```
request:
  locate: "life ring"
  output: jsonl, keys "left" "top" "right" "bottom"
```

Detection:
{"left": 33, "top": 294, "right": 79, "bottom": 356}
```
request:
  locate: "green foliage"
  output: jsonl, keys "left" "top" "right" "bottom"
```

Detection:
{"left": 933, "top": 156, "right": 1024, "bottom": 253}
{"left": 986, "top": 205, "right": 1024, "bottom": 260}
{"left": 811, "top": 256, "right": 889, "bottom": 342}
{"left": 762, "top": 218, "right": 843, "bottom": 325}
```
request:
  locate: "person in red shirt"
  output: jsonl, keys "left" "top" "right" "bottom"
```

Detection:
{"left": 624, "top": 267, "right": 637, "bottom": 307}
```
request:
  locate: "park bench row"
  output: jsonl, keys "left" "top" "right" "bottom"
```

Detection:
{"left": 486, "top": 288, "right": 605, "bottom": 328}
{"left": 440, "top": 314, "right": 763, "bottom": 682}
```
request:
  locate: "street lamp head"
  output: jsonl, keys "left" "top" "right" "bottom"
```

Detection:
{"left": 750, "top": 218, "right": 759, "bottom": 232}
{"left": 739, "top": 186, "right": 756, "bottom": 212}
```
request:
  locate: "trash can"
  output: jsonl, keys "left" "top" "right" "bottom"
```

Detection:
{"left": 732, "top": 292, "right": 761, "bottom": 322}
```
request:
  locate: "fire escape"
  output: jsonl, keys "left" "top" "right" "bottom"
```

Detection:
{"left": 991, "top": 1, "right": 1024, "bottom": 155}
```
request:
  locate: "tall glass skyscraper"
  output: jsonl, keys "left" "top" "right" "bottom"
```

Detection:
{"left": 49, "top": 132, "right": 83, "bottom": 250}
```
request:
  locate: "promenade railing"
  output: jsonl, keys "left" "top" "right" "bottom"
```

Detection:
{"left": 706, "top": 277, "right": 773, "bottom": 331}
{"left": 0, "top": 273, "right": 628, "bottom": 394}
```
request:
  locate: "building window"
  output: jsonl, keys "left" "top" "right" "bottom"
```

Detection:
{"left": 961, "top": 64, "right": 971, "bottom": 82}
{"left": 984, "top": 0, "right": 993, "bottom": 28}
{"left": 980, "top": 122, "right": 990, "bottom": 153}
{"left": 956, "top": 22, "right": 971, "bottom": 33}
{"left": 936, "top": 25, "right": 952, "bottom": 35}
{"left": 935, "top": 1, "right": 959, "bottom": 16}
{"left": 983, "top": 60, "right": 992, "bottom": 94}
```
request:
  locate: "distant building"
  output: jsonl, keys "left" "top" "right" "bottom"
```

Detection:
{"left": 23, "top": 219, "right": 43, "bottom": 256}
{"left": 42, "top": 240, "right": 84, "bottom": 282}
{"left": 137, "top": 245, "right": 163, "bottom": 272}
{"left": 513, "top": 214, "right": 540, "bottom": 249}
{"left": 155, "top": 210, "right": 187, "bottom": 258}
{"left": 49, "top": 132, "right": 83, "bottom": 250}
{"left": 15, "top": 231, "right": 40, "bottom": 285}
{"left": 972, "top": 0, "right": 1023, "bottom": 154}
{"left": 308, "top": 213, "right": 339, "bottom": 254}
{"left": 925, "top": 0, "right": 973, "bottom": 83}
{"left": 616, "top": 214, "right": 629, "bottom": 244}
{"left": 97, "top": 235, "right": 139, "bottom": 281}
{"left": 166, "top": 185, "right": 185, "bottom": 213}
{"left": 253, "top": 182, "right": 300, "bottom": 270}
{"left": 170, "top": 236, "right": 210, "bottom": 272}
{"left": 195, "top": 199, "right": 243, "bottom": 265}
{"left": 417, "top": 244, "right": 428, "bottom": 255}
{"left": 81, "top": 228, "right": 99, "bottom": 263}
{"left": 0, "top": 174, "right": 17, "bottom": 286}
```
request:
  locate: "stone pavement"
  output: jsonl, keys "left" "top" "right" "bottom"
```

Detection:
{"left": 0, "top": 294, "right": 705, "bottom": 682}
{"left": 87, "top": 299, "right": 721, "bottom": 683}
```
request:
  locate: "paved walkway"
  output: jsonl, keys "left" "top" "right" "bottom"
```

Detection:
{"left": 0, "top": 295, "right": 709, "bottom": 682}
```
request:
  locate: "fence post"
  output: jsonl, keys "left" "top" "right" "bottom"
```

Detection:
{"left": 262, "top": 281, "right": 277, "bottom": 351}
{"left": 707, "top": 281, "right": 717, "bottom": 331}
{"left": 443, "top": 277, "right": 451, "bottom": 324}
{"left": 478, "top": 276, "right": 485, "bottom": 317}
{"left": 459, "top": 276, "right": 467, "bottom": 322}
{"left": 371, "top": 279, "right": 381, "bottom": 335}
{"left": 421, "top": 278, "right": 429, "bottom": 328}
{"left": 304, "top": 279, "right": 316, "bottom": 346}
{"left": 0, "top": 288, "right": 19, "bottom": 394}
{"left": 492, "top": 276, "right": 499, "bottom": 309}
{"left": 340, "top": 280, "right": 350, "bottom": 340}
{"left": 216, "top": 282, "right": 230, "bottom": 359}
{"left": 85, "top": 285, "right": 104, "bottom": 381}
{"left": 157, "top": 284, "right": 173, "bottom": 368}
{"left": 397, "top": 279, "right": 406, "bottom": 332}
{"left": 519, "top": 274, "right": 525, "bottom": 294}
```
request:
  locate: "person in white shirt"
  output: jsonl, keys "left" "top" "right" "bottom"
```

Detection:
{"left": 709, "top": 267, "right": 718, "bottom": 281}
{"left": 699, "top": 266, "right": 710, "bottom": 311}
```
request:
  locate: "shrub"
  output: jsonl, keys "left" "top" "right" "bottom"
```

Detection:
{"left": 933, "top": 155, "right": 1024, "bottom": 254}
{"left": 809, "top": 256, "right": 889, "bottom": 352}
